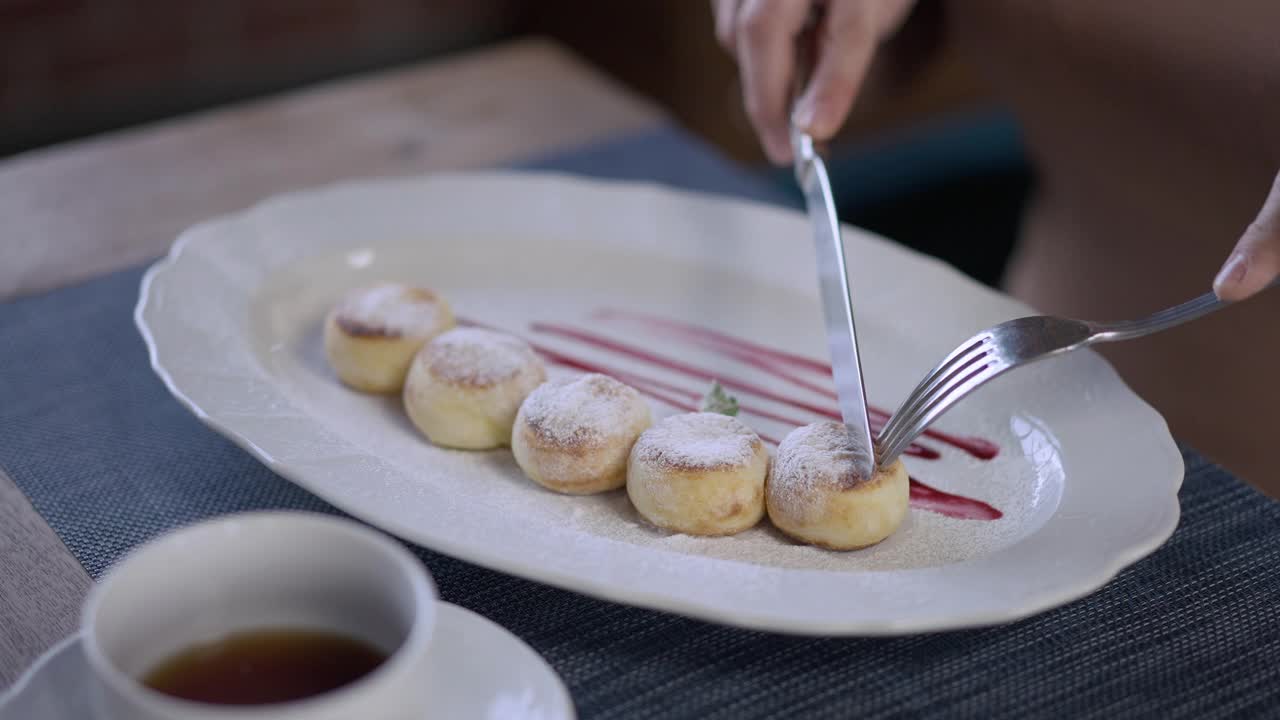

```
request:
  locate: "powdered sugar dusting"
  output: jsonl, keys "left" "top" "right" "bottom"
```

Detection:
{"left": 770, "top": 421, "right": 876, "bottom": 521}
{"left": 633, "top": 412, "right": 762, "bottom": 472}
{"left": 521, "top": 374, "right": 647, "bottom": 448}
{"left": 424, "top": 327, "right": 541, "bottom": 387}
{"left": 334, "top": 283, "right": 447, "bottom": 337}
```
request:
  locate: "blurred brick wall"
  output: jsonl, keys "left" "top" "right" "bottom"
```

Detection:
{"left": 0, "top": 0, "right": 523, "bottom": 154}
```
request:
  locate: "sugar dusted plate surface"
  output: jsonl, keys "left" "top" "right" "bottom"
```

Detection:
{"left": 136, "top": 173, "right": 1182, "bottom": 635}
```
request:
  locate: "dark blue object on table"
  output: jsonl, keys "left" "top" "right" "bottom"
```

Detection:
{"left": 2, "top": 125, "right": 1279, "bottom": 720}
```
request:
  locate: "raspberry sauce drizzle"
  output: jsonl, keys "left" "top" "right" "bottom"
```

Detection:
{"left": 531, "top": 343, "right": 939, "bottom": 458}
{"left": 457, "top": 316, "right": 1002, "bottom": 520}
{"left": 594, "top": 308, "right": 832, "bottom": 373}
{"left": 593, "top": 310, "right": 999, "bottom": 460}
{"left": 909, "top": 480, "right": 1003, "bottom": 520}
{"left": 531, "top": 322, "right": 998, "bottom": 461}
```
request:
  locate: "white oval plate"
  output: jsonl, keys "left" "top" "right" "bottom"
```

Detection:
{"left": 0, "top": 603, "right": 575, "bottom": 719}
{"left": 136, "top": 173, "right": 1182, "bottom": 635}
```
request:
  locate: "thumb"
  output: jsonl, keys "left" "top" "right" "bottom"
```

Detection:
{"left": 1215, "top": 172, "right": 1280, "bottom": 301}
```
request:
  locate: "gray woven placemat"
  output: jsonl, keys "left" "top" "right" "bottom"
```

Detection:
{"left": 3, "top": 127, "right": 1279, "bottom": 719}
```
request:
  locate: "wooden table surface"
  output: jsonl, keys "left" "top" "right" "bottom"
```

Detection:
{"left": 0, "top": 37, "right": 663, "bottom": 688}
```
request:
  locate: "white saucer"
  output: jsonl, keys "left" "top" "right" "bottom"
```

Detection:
{"left": 0, "top": 602, "right": 575, "bottom": 719}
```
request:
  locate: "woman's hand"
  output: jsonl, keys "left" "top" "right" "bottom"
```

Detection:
{"left": 713, "top": 0, "right": 916, "bottom": 164}
{"left": 1214, "top": 171, "right": 1280, "bottom": 301}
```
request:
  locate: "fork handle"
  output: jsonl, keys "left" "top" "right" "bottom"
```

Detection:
{"left": 1088, "top": 278, "right": 1280, "bottom": 343}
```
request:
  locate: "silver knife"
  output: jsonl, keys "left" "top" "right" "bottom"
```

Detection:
{"left": 791, "top": 116, "right": 877, "bottom": 479}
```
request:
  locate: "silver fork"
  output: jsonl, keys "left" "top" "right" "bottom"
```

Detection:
{"left": 875, "top": 280, "right": 1279, "bottom": 466}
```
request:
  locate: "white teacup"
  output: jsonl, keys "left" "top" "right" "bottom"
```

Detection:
{"left": 82, "top": 511, "right": 437, "bottom": 720}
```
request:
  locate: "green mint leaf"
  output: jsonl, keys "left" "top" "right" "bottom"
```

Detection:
{"left": 700, "top": 380, "right": 740, "bottom": 416}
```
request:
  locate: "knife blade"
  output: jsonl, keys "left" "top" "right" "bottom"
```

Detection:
{"left": 792, "top": 127, "right": 877, "bottom": 479}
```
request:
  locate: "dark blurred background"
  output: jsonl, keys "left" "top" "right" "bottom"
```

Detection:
{"left": 1, "top": 0, "right": 1029, "bottom": 287}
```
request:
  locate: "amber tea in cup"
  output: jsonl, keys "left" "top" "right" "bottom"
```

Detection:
{"left": 141, "top": 627, "right": 388, "bottom": 706}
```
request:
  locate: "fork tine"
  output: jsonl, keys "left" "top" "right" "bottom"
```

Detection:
{"left": 878, "top": 345, "right": 994, "bottom": 458}
{"left": 880, "top": 360, "right": 1005, "bottom": 463}
{"left": 878, "top": 335, "right": 990, "bottom": 447}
